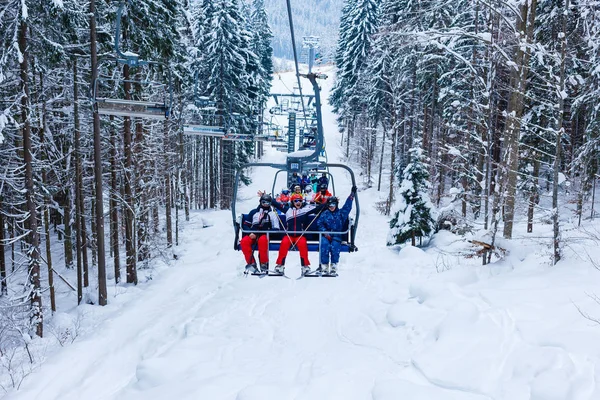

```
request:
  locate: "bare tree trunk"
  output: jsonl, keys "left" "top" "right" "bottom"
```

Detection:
{"left": 135, "top": 119, "right": 149, "bottom": 262}
{"left": 109, "top": 115, "right": 121, "bottom": 283}
{"left": 502, "top": 0, "right": 537, "bottom": 239}
{"left": 38, "top": 71, "right": 56, "bottom": 313}
{"left": 527, "top": 157, "right": 539, "bottom": 233}
{"left": 73, "top": 58, "right": 85, "bottom": 303}
{"left": 123, "top": 64, "right": 137, "bottom": 284}
{"left": 0, "top": 197, "right": 7, "bottom": 296}
{"left": 63, "top": 61, "right": 74, "bottom": 268}
{"left": 377, "top": 127, "right": 386, "bottom": 191}
{"left": 19, "top": 19, "right": 43, "bottom": 336}
{"left": 552, "top": 0, "right": 569, "bottom": 264}
{"left": 209, "top": 137, "right": 216, "bottom": 208}
{"left": 90, "top": 0, "right": 107, "bottom": 304}
{"left": 164, "top": 120, "right": 173, "bottom": 248}
{"left": 386, "top": 118, "right": 398, "bottom": 216}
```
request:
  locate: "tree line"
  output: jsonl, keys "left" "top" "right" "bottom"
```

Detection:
{"left": 0, "top": 0, "right": 272, "bottom": 343}
{"left": 332, "top": 0, "right": 598, "bottom": 257}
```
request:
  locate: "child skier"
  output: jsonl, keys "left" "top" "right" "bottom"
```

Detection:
{"left": 316, "top": 186, "right": 356, "bottom": 275}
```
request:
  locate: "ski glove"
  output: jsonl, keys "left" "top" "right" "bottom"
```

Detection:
{"left": 351, "top": 185, "right": 357, "bottom": 194}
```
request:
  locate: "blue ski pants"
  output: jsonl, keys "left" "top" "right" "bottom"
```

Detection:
{"left": 320, "top": 236, "right": 341, "bottom": 264}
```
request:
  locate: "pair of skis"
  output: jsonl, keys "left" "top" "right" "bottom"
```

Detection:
{"left": 244, "top": 265, "right": 290, "bottom": 279}
{"left": 299, "top": 270, "right": 338, "bottom": 279}
{"left": 244, "top": 265, "right": 337, "bottom": 279}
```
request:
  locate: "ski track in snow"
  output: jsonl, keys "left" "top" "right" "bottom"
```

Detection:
{"left": 7, "top": 67, "right": 600, "bottom": 400}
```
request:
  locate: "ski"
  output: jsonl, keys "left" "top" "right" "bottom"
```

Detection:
{"left": 302, "top": 272, "right": 323, "bottom": 278}
{"left": 249, "top": 270, "right": 290, "bottom": 279}
{"left": 268, "top": 272, "right": 291, "bottom": 279}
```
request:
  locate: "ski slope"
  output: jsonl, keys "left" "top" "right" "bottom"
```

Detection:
{"left": 8, "top": 67, "right": 600, "bottom": 400}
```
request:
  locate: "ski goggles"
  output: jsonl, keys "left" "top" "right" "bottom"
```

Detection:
{"left": 328, "top": 202, "right": 338, "bottom": 207}
{"left": 292, "top": 199, "right": 303, "bottom": 203}
{"left": 261, "top": 200, "right": 271, "bottom": 205}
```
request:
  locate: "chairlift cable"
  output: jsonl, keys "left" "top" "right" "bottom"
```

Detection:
{"left": 285, "top": 0, "right": 310, "bottom": 128}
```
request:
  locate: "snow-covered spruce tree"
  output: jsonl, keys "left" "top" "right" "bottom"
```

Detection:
{"left": 388, "top": 147, "right": 436, "bottom": 247}
{"left": 251, "top": 0, "right": 273, "bottom": 90}
{"left": 329, "top": 0, "right": 353, "bottom": 115}
{"left": 330, "top": 0, "right": 379, "bottom": 176}
{"left": 202, "top": 0, "right": 250, "bottom": 208}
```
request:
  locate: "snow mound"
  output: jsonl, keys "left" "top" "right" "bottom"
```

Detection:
{"left": 372, "top": 379, "right": 489, "bottom": 399}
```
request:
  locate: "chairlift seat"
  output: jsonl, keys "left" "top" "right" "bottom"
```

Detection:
{"left": 96, "top": 98, "right": 169, "bottom": 119}
{"left": 237, "top": 213, "right": 353, "bottom": 253}
{"left": 183, "top": 124, "right": 226, "bottom": 136}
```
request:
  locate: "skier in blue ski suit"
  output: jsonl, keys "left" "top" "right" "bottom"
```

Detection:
{"left": 316, "top": 186, "right": 356, "bottom": 273}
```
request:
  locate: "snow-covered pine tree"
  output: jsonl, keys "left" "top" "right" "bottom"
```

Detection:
{"left": 251, "top": 0, "right": 274, "bottom": 90}
{"left": 202, "top": 0, "right": 250, "bottom": 208}
{"left": 388, "top": 147, "right": 436, "bottom": 247}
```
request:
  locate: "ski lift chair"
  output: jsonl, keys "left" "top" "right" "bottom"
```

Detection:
{"left": 93, "top": 72, "right": 172, "bottom": 120}
{"left": 92, "top": 1, "right": 173, "bottom": 120}
{"left": 232, "top": 164, "right": 359, "bottom": 255}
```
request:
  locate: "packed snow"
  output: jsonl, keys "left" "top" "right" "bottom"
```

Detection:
{"left": 6, "top": 67, "right": 600, "bottom": 400}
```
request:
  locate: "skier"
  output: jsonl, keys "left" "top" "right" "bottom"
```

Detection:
{"left": 289, "top": 172, "right": 302, "bottom": 190}
{"left": 301, "top": 173, "right": 311, "bottom": 188}
{"left": 240, "top": 193, "right": 280, "bottom": 273}
{"left": 310, "top": 171, "right": 319, "bottom": 192}
{"left": 271, "top": 193, "right": 326, "bottom": 275}
{"left": 318, "top": 172, "right": 329, "bottom": 188}
{"left": 276, "top": 188, "right": 291, "bottom": 203}
{"left": 313, "top": 183, "right": 332, "bottom": 204}
{"left": 303, "top": 185, "right": 314, "bottom": 203}
{"left": 317, "top": 186, "right": 357, "bottom": 275}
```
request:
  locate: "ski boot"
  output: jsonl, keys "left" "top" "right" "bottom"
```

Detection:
{"left": 245, "top": 263, "right": 258, "bottom": 274}
{"left": 259, "top": 263, "right": 269, "bottom": 274}
{"left": 316, "top": 264, "right": 328, "bottom": 275}
{"left": 274, "top": 264, "right": 285, "bottom": 274}
{"left": 330, "top": 263, "right": 338, "bottom": 276}
{"left": 301, "top": 266, "right": 311, "bottom": 276}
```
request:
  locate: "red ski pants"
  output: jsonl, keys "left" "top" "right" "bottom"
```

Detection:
{"left": 276, "top": 235, "right": 310, "bottom": 266}
{"left": 240, "top": 234, "right": 269, "bottom": 264}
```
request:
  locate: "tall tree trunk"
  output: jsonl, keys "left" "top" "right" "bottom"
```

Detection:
{"left": 90, "top": 0, "right": 108, "bottom": 305}
{"left": 135, "top": 119, "right": 149, "bottom": 262}
{"left": 0, "top": 197, "right": 7, "bottom": 296}
{"left": 164, "top": 121, "right": 173, "bottom": 248}
{"left": 109, "top": 115, "right": 121, "bottom": 283}
{"left": 73, "top": 58, "right": 85, "bottom": 303}
{"left": 19, "top": 19, "right": 43, "bottom": 337}
{"left": 527, "top": 157, "right": 540, "bottom": 233}
{"left": 377, "top": 127, "right": 386, "bottom": 191}
{"left": 552, "top": 0, "right": 569, "bottom": 264}
{"left": 209, "top": 137, "right": 216, "bottom": 208}
{"left": 123, "top": 64, "right": 137, "bottom": 284}
{"left": 387, "top": 116, "right": 398, "bottom": 215}
{"left": 39, "top": 71, "right": 56, "bottom": 313}
{"left": 501, "top": 0, "right": 537, "bottom": 239}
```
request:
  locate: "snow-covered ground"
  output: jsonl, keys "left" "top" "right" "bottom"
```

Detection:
{"left": 7, "top": 67, "right": 600, "bottom": 400}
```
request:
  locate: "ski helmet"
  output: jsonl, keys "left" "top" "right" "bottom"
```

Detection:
{"left": 319, "top": 183, "right": 328, "bottom": 191}
{"left": 291, "top": 194, "right": 304, "bottom": 203}
{"left": 260, "top": 193, "right": 272, "bottom": 204}
{"left": 327, "top": 196, "right": 339, "bottom": 207}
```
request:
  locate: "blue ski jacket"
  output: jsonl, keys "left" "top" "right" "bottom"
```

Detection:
{"left": 316, "top": 195, "right": 353, "bottom": 240}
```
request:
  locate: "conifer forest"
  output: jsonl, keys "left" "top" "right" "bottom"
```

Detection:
{"left": 1, "top": 0, "right": 600, "bottom": 384}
